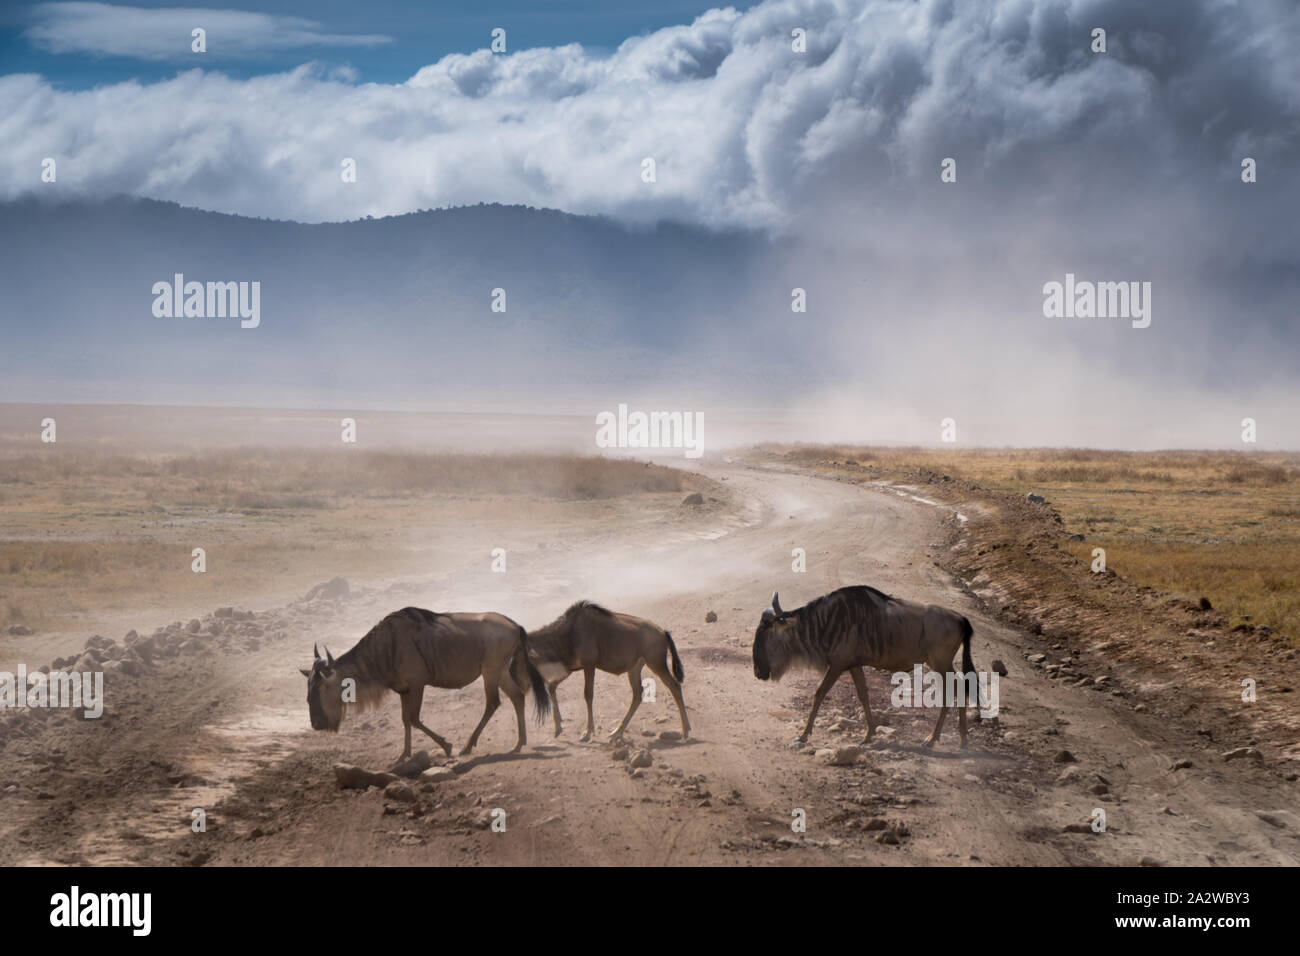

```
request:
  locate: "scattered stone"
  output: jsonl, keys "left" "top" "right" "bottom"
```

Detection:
{"left": 1171, "top": 758, "right": 1193, "bottom": 771}
{"left": 1198, "top": 596, "right": 1213, "bottom": 611}
{"left": 419, "top": 767, "right": 457, "bottom": 785}
{"left": 7, "top": 625, "right": 32, "bottom": 636}
{"left": 1053, "top": 750, "right": 1076, "bottom": 764}
{"left": 391, "top": 750, "right": 433, "bottom": 777}
{"left": 1139, "top": 855, "right": 1164, "bottom": 867}
{"left": 990, "top": 659, "right": 1008, "bottom": 677}
{"left": 658, "top": 730, "right": 682, "bottom": 742}
{"left": 682, "top": 493, "right": 705, "bottom": 506}
{"left": 333, "top": 764, "right": 398, "bottom": 790}
{"left": 611, "top": 746, "right": 630, "bottom": 761}
{"left": 186, "top": 619, "right": 202, "bottom": 634}
{"left": 824, "top": 746, "right": 862, "bottom": 767}
{"left": 704, "top": 610, "right": 718, "bottom": 623}
{"left": 1255, "top": 810, "right": 1290, "bottom": 829}
{"left": 1222, "top": 747, "right": 1264, "bottom": 765}
{"left": 1055, "top": 766, "right": 1082, "bottom": 785}
{"left": 383, "top": 781, "right": 417, "bottom": 803}
{"left": 629, "top": 749, "right": 653, "bottom": 769}
{"left": 1028, "top": 653, "right": 1047, "bottom": 664}
{"left": 1026, "top": 493, "right": 1046, "bottom": 504}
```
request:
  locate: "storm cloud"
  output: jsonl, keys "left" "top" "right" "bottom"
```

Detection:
{"left": 1, "top": 0, "right": 1297, "bottom": 447}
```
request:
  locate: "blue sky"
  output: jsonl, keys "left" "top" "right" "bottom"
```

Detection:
{"left": 0, "top": 1, "right": 757, "bottom": 88}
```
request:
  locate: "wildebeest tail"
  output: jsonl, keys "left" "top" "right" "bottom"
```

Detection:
{"left": 514, "top": 627, "right": 551, "bottom": 724}
{"left": 960, "top": 616, "right": 982, "bottom": 717}
{"left": 666, "top": 631, "right": 685, "bottom": 683}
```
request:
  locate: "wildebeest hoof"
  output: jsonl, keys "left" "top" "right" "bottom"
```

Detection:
{"left": 440, "top": 742, "right": 453, "bottom": 756}
{"left": 794, "top": 735, "right": 808, "bottom": 745}
{"left": 922, "top": 738, "right": 937, "bottom": 749}
{"left": 579, "top": 732, "right": 592, "bottom": 742}
{"left": 459, "top": 745, "right": 474, "bottom": 756}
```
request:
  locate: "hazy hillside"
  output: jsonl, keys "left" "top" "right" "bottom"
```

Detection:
{"left": 0, "top": 197, "right": 797, "bottom": 407}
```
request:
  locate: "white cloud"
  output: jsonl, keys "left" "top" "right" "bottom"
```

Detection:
{"left": 24, "top": 2, "right": 391, "bottom": 60}
{"left": 1, "top": 0, "right": 1295, "bottom": 239}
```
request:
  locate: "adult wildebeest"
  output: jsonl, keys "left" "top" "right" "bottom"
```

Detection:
{"left": 752, "top": 587, "right": 981, "bottom": 749}
{"left": 520, "top": 601, "right": 690, "bottom": 741}
{"left": 300, "top": 607, "right": 550, "bottom": 761}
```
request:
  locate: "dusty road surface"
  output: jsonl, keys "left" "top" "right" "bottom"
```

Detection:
{"left": 3, "top": 459, "right": 1297, "bottom": 866}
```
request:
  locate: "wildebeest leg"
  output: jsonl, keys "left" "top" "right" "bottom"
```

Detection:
{"left": 798, "top": 667, "right": 844, "bottom": 742}
{"left": 463, "top": 675, "right": 502, "bottom": 754}
{"left": 580, "top": 667, "right": 596, "bottom": 741}
{"left": 502, "top": 678, "right": 527, "bottom": 752}
{"left": 548, "top": 679, "right": 564, "bottom": 737}
{"left": 610, "top": 664, "right": 643, "bottom": 740}
{"left": 646, "top": 655, "right": 690, "bottom": 738}
{"left": 403, "top": 688, "right": 453, "bottom": 757}
{"left": 958, "top": 702, "right": 968, "bottom": 750}
{"left": 849, "top": 666, "right": 876, "bottom": 742}
{"left": 924, "top": 702, "right": 949, "bottom": 749}
{"left": 398, "top": 691, "right": 413, "bottom": 760}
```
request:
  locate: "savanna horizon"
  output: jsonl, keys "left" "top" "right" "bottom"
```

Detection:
{"left": 4, "top": 399, "right": 1295, "bottom": 651}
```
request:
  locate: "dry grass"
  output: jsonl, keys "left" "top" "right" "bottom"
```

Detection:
{"left": 0, "top": 449, "right": 684, "bottom": 633}
{"left": 759, "top": 445, "right": 1300, "bottom": 640}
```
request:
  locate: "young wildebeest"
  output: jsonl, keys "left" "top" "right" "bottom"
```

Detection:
{"left": 520, "top": 601, "right": 690, "bottom": 741}
{"left": 752, "top": 587, "right": 981, "bottom": 749}
{"left": 300, "top": 607, "right": 550, "bottom": 761}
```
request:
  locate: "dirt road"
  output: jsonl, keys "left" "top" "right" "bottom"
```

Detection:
{"left": 3, "top": 460, "right": 1296, "bottom": 866}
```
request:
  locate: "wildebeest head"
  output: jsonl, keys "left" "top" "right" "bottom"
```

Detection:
{"left": 753, "top": 592, "right": 796, "bottom": 681}
{"left": 299, "top": 644, "right": 344, "bottom": 731}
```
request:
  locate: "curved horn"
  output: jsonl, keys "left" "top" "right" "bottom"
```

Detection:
{"left": 325, "top": 647, "right": 335, "bottom": 667}
{"left": 313, "top": 642, "right": 322, "bottom": 661}
{"left": 771, "top": 592, "right": 783, "bottom": 616}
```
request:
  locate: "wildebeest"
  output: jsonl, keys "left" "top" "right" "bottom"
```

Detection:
{"left": 300, "top": 607, "right": 550, "bottom": 761}
{"left": 520, "top": 601, "right": 690, "bottom": 741}
{"left": 752, "top": 587, "right": 981, "bottom": 749}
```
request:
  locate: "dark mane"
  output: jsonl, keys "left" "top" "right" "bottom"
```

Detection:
{"left": 333, "top": 606, "right": 445, "bottom": 685}
{"left": 570, "top": 600, "right": 613, "bottom": 617}
{"left": 783, "top": 586, "right": 893, "bottom": 668}
{"left": 528, "top": 599, "right": 611, "bottom": 653}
